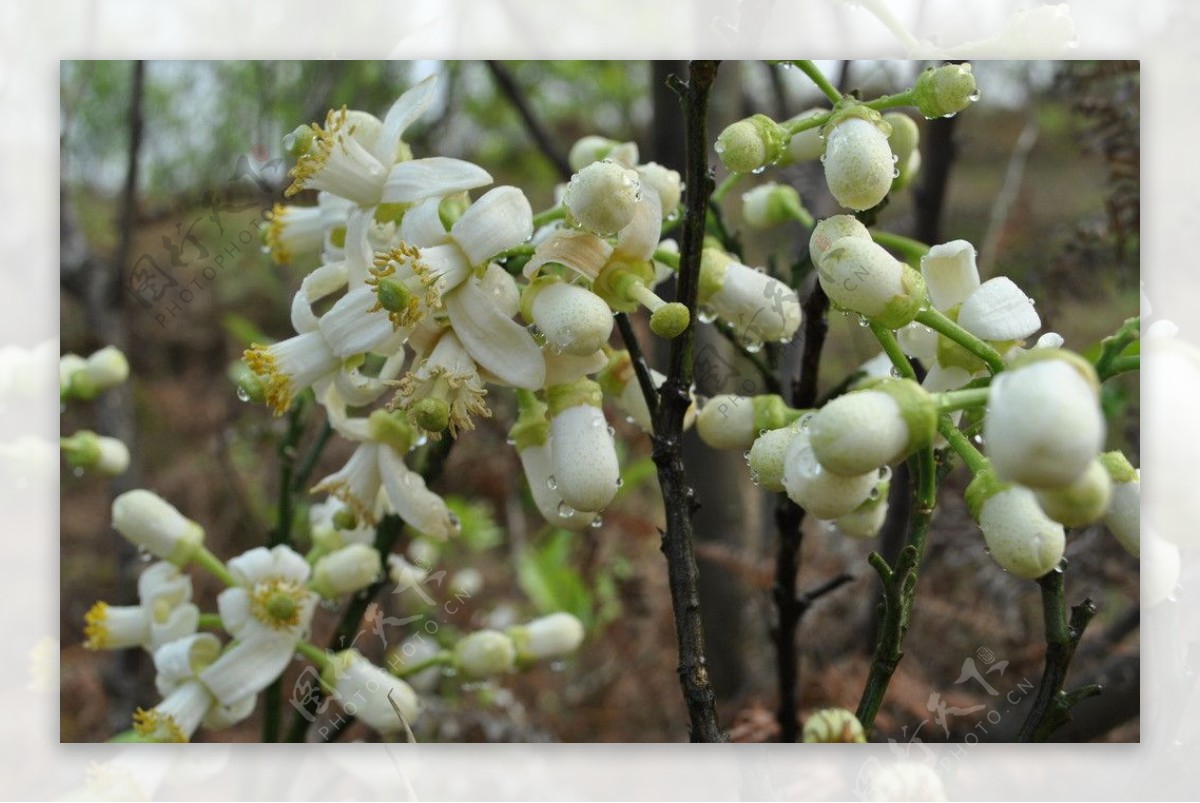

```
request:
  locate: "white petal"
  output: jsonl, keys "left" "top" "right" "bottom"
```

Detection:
{"left": 137, "top": 562, "right": 192, "bottom": 606}
{"left": 372, "top": 75, "right": 437, "bottom": 165}
{"left": 227, "top": 544, "right": 310, "bottom": 587}
{"left": 524, "top": 229, "right": 613, "bottom": 280}
{"left": 214, "top": 588, "right": 252, "bottom": 639}
{"left": 344, "top": 208, "right": 374, "bottom": 286}
{"left": 198, "top": 632, "right": 298, "bottom": 708}
{"left": 445, "top": 280, "right": 545, "bottom": 389}
{"left": 379, "top": 445, "right": 458, "bottom": 540}
{"left": 957, "top": 277, "right": 1041, "bottom": 341}
{"left": 921, "top": 240, "right": 980, "bottom": 310}
{"left": 148, "top": 603, "right": 200, "bottom": 651}
{"left": 450, "top": 186, "right": 533, "bottom": 266}
{"left": 550, "top": 405, "right": 620, "bottom": 512}
{"left": 291, "top": 262, "right": 348, "bottom": 335}
{"left": 318, "top": 286, "right": 395, "bottom": 358}
{"left": 399, "top": 197, "right": 449, "bottom": 246}
{"left": 613, "top": 190, "right": 663, "bottom": 262}
{"left": 896, "top": 322, "right": 938, "bottom": 363}
{"left": 315, "top": 443, "right": 384, "bottom": 522}
{"left": 517, "top": 441, "right": 597, "bottom": 530}
{"left": 152, "top": 633, "right": 221, "bottom": 695}
{"left": 542, "top": 348, "right": 609, "bottom": 387}
{"left": 382, "top": 158, "right": 493, "bottom": 204}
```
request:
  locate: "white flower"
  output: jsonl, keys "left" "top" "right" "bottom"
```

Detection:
{"left": 715, "top": 114, "right": 787, "bottom": 174}
{"left": 816, "top": 236, "right": 926, "bottom": 329}
{"left": 379, "top": 444, "right": 460, "bottom": 541}
{"left": 327, "top": 649, "right": 422, "bottom": 735}
{"left": 308, "top": 497, "right": 376, "bottom": 553}
{"left": 311, "top": 543, "right": 383, "bottom": 599}
{"left": 808, "top": 214, "right": 871, "bottom": 265}
{"left": 243, "top": 330, "right": 340, "bottom": 416}
{"left": 112, "top": 490, "right": 205, "bottom": 566}
{"left": 741, "top": 182, "right": 806, "bottom": 230}
{"left": 912, "top": 63, "right": 978, "bottom": 119}
{"left": 61, "top": 430, "right": 130, "bottom": 477}
{"left": 1035, "top": 459, "right": 1113, "bottom": 528}
{"left": 568, "top": 135, "right": 639, "bottom": 171}
{"left": 747, "top": 422, "right": 805, "bottom": 492}
{"left": 198, "top": 545, "right": 319, "bottom": 707}
{"left": 697, "top": 393, "right": 798, "bottom": 451}
{"left": 565, "top": 160, "right": 642, "bottom": 235}
{"left": 1100, "top": 454, "right": 1139, "bottom": 557}
{"left": 454, "top": 630, "right": 517, "bottom": 678}
{"left": 781, "top": 428, "right": 878, "bottom": 519}
{"left": 397, "top": 328, "right": 490, "bottom": 437}
{"left": 517, "top": 439, "right": 598, "bottom": 531}
{"left": 823, "top": 115, "right": 895, "bottom": 211}
{"left": 547, "top": 379, "right": 621, "bottom": 513}
{"left": 509, "top": 613, "right": 585, "bottom": 662}
{"left": 84, "top": 562, "right": 199, "bottom": 651}
{"left": 834, "top": 480, "right": 890, "bottom": 539}
{"left": 84, "top": 346, "right": 129, "bottom": 389}
{"left": 698, "top": 250, "right": 801, "bottom": 346}
{"left": 808, "top": 380, "right": 936, "bottom": 477}
{"left": 134, "top": 634, "right": 254, "bottom": 742}
{"left": 973, "top": 483, "right": 1065, "bottom": 579}
{"left": 984, "top": 356, "right": 1104, "bottom": 489}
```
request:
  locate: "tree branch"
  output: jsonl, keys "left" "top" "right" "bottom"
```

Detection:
{"left": 652, "top": 60, "right": 724, "bottom": 743}
{"left": 485, "top": 60, "right": 572, "bottom": 182}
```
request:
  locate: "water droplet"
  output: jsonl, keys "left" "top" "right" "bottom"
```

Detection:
{"left": 448, "top": 512, "right": 462, "bottom": 532}
{"left": 972, "top": 434, "right": 984, "bottom": 445}
{"left": 889, "top": 368, "right": 901, "bottom": 378}
{"left": 857, "top": 315, "right": 871, "bottom": 328}
{"left": 819, "top": 153, "right": 827, "bottom": 163}
{"left": 744, "top": 338, "right": 764, "bottom": 354}
{"left": 750, "top": 470, "right": 760, "bottom": 486}
{"left": 72, "top": 467, "right": 85, "bottom": 478}
{"left": 743, "top": 450, "right": 752, "bottom": 461}
{"left": 606, "top": 425, "right": 616, "bottom": 437}
{"left": 557, "top": 501, "right": 575, "bottom": 517}
{"left": 751, "top": 166, "right": 766, "bottom": 175}
{"left": 506, "top": 437, "right": 516, "bottom": 446}
{"left": 546, "top": 475, "right": 558, "bottom": 490}
{"left": 869, "top": 487, "right": 880, "bottom": 500}
{"left": 137, "top": 547, "right": 152, "bottom": 562}
{"left": 892, "top": 167, "right": 901, "bottom": 178}
{"left": 442, "top": 666, "right": 458, "bottom": 678}
{"left": 550, "top": 660, "right": 567, "bottom": 672}
{"left": 414, "top": 434, "right": 429, "bottom": 449}
{"left": 878, "top": 465, "right": 892, "bottom": 482}
{"left": 625, "top": 416, "right": 636, "bottom": 425}
{"left": 780, "top": 335, "right": 793, "bottom": 345}
{"left": 590, "top": 517, "right": 603, "bottom": 530}
{"left": 759, "top": 429, "right": 768, "bottom": 437}
{"left": 615, "top": 477, "right": 624, "bottom": 488}
{"left": 697, "top": 306, "right": 718, "bottom": 324}
{"left": 968, "top": 90, "right": 981, "bottom": 102}
{"left": 236, "top": 386, "right": 251, "bottom": 402}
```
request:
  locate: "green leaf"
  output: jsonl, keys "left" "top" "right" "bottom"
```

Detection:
{"left": 516, "top": 529, "right": 594, "bottom": 627}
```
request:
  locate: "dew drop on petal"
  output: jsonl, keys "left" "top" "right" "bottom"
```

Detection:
{"left": 590, "top": 517, "right": 603, "bottom": 530}
{"left": 557, "top": 501, "right": 575, "bottom": 517}
{"left": 546, "top": 475, "right": 558, "bottom": 490}
{"left": 615, "top": 477, "right": 624, "bottom": 488}
{"left": 236, "top": 386, "right": 251, "bottom": 402}
{"left": 606, "top": 425, "right": 616, "bottom": 437}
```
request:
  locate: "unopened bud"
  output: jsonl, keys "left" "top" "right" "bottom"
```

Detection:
{"left": 913, "top": 63, "right": 978, "bottom": 119}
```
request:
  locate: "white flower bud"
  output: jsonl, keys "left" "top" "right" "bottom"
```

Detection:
{"left": 809, "top": 380, "right": 935, "bottom": 477}
{"left": 741, "top": 183, "right": 804, "bottom": 230}
{"left": 817, "top": 236, "right": 926, "bottom": 329}
{"left": 1100, "top": 453, "right": 1139, "bottom": 557}
{"left": 784, "top": 108, "right": 826, "bottom": 162}
{"left": 884, "top": 112, "right": 920, "bottom": 190}
{"left": 60, "top": 353, "right": 86, "bottom": 390}
{"left": 95, "top": 436, "right": 131, "bottom": 476}
{"left": 913, "top": 63, "right": 978, "bottom": 119}
{"left": 510, "top": 612, "right": 585, "bottom": 662}
{"left": 1035, "top": 459, "right": 1112, "bottom": 528}
{"left": 823, "top": 116, "right": 894, "bottom": 211}
{"left": 697, "top": 394, "right": 798, "bottom": 451}
{"left": 835, "top": 479, "right": 890, "bottom": 539}
{"left": 84, "top": 346, "right": 130, "bottom": 390}
{"left": 748, "top": 423, "right": 805, "bottom": 492}
{"left": 984, "top": 357, "right": 1104, "bottom": 489}
{"left": 564, "top": 160, "right": 642, "bottom": 235}
{"left": 802, "top": 708, "right": 867, "bottom": 743}
{"left": 699, "top": 251, "right": 801, "bottom": 345}
{"left": 310, "top": 544, "right": 382, "bottom": 599}
{"left": 1142, "top": 526, "right": 1180, "bottom": 608}
{"left": 454, "top": 629, "right": 516, "bottom": 678}
{"left": 781, "top": 429, "right": 877, "bottom": 519}
{"left": 809, "top": 215, "right": 871, "bottom": 267}
{"left": 112, "top": 490, "right": 205, "bottom": 566}
{"left": 529, "top": 281, "right": 614, "bottom": 357}
{"left": 956, "top": 277, "right": 1041, "bottom": 342}
{"left": 547, "top": 380, "right": 620, "bottom": 513}
{"left": 975, "top": 484, "right": 1065, "bottom": 579}
{"left": 449, "top": 567, "right": 483, "bottom": 597}
{"left": 636, "top": 162, "right": 682, "bottom": 214}
{"left": 568, "top": 135, "right": 638, "bottom": 171}
{"left": 328, "top": 650, "right": 422, "bottom": 734}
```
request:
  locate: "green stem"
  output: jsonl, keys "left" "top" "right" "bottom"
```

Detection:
{"left": 1094, "top": 316, "right": 1140, "bottom": 381}
{"left": 915, "top": 307, "right": 1006, "bottom": 374}
{"left": 780, "top": 89, "right": 920, "bottom": 139}
{"left": 395, "top": 651, "right": 453, "bottom": 678}
{"left": 291, "top": 420, "right": 334, "bottom": 493}
{"left": 869, "top": 323, "right": 916, "bottom": 381}
{"left": 937, "top": 416, "right": 990, "bottom": 475}
{"left": 498, "top": 244, "right": 537, "bottom": 261}
{"left": 1103, "top": 354, "right": 1139, "bottom": 379}
{"left": 532, "top": 206, "right": 566, "bottom": 227}
{"left": 934, "top": 387, "right": 990, "bottom": 413}
{"left": 296, "top": 641, "right": 334, "bottom": 672}
{"left": 793, "top": 61, "right": 842, "bottom": 104}
{"left": 712, "top": 318, "right": 783, "bottom": 396}
{"left": 191, "top": 546, "right": 237, "bottom": 587}
{"left": 653, "top": 248, "right": 681, "bottom": 270}
{"left": 197, "top": 613, "right": 224, "bottom": 630}
{"left": 711, "top": 172, "right": 744, "bottom": 204}
{"left": 872, "top": 230, "right": 930, "bottom": 265}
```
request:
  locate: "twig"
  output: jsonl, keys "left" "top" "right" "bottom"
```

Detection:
{"left": 710, "top": 318, "right": 782, "bottom": 396}
{"left": 1016, "top": 565, "right": 1101, "bottom": 742}
{"left": 485, "top": 60, "right": 572, "bottom": 182}
{"left": 650, "top": 60, "right": 725, "bottom": 743}
{"left": 614, "top": 312, "right": 658, "bottom": 422}
{"left": 291, "top": 419, "right": 334, "bottom": 493}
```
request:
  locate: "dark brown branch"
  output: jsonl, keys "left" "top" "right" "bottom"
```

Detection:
{"left": 652, "top": 60, "right": 725, "bottom": 743}
{"left": 913, "top": 112, "right": 958, "bottom": 244}
{"left": 485, "top": 60, "right": 572, "bottom": 182}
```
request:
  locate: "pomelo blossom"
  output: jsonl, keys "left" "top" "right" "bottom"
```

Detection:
{"left": 564, "top": 159, "right": 643, "bottom": 235}
{"left": 509, "top": 392, "right": 598, "bottom": 531}
{"left": 508, "top": 613, "right": 585, "bottom": 662}
{"left": 325, "top": 649, "right": 422, "bottom": 735}
{"left": 84, "top": 562, "right": 198, "bottom": 652}
{"left": 698, "top": 248, "right": 802, "bottom": 347}
{"left": 696, "top": 393, "right": 802, "bottom": 451}
{"left": 545, "top": 378, "right": 621, "bottom": 514}
{"left": 714, "top": 114, "right": 787, "bottom": 174}
{"left": 1100, "top": 451, "right": 1140, "bottom": 557}
{"left": 112, "top": 490, "right": 205, "bottom": 566}
{"left": 198, "top": 545, "right": 320, "bottom": 707}
{"left": 1035, "top": 459, "right": 1113, "bottom": 528}
{"left": 454, "top": 630, "right": 518, "bottom": 678}
{"left": 807, "top": 378, "right": 937, "bottom": 477}
{"left": 781, "top": 427, "right": 879, "bottom": 520}
{"left": 822, "top": 109, "right": 895, "bottom": 212}
{"left": 813, "top": 232, "right": 926, "bottom": 329}
{"left": 966, "top": 471, "right": 1065, "bottom": 579}
{"left": 310, "top": 543, "right": 383, "bottom": 599}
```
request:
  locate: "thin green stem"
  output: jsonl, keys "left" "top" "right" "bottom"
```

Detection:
{"left": 395, "top": 651, "right": 453, "bottom": 678}
{"left": 793, "top": 61, "right": 842, "bottom": 105}
{"left": 653, "top": 248, "right": 681, "bottom": 270}
{"left": 191, "top": 547, "right": 237, "bottom": 588}
{"left": 711, "top": 172, "right": 744, "bottom": 204}
{"left": 780, "top": 90, "right": 920, "bottom": 139}
{"left": 712, "top": 318, "right": 782, "bottom": 396}
{"left": 872, "top": 230, "right": 930, "bottom": 265}
{"left": 934, "top": 387, "right": 990, "bottom": 413}
{"left": 869, "top": 323, "right": 916, "bottom": 381}
{"left": 291, "top": 420, "right": 334, "bottom": 493}
{"left": 532, "top": 206, "right": 566, "bottom": 227}
{"left": 1103, "top": 354, "right": 1139, "bottom": 379}
{"left": 295, "top": 641, "right": 334, "bottom": 672}
{"left": 915, "top": 307, "right": 1006, "bottom": 374}
{"left": 498, "top": 244, "right": 537, "bottom": 261}
{"left": 938, "top": 416, "right": 990, "bottom": 475}
{"left": 1094, "top": 316, "right": 1140, "bottom": 381}
{"left": 197, "top": 613, "right": 224, "bottom": 630}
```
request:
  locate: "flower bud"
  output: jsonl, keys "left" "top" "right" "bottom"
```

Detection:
{"left": 1035, "top": 459, "right": 1112, "bottom": 528}
{"left": 782, "top": 429, "right": 878, "bottom": 519}
{"left": 913, "top": 63, "right": 978, "bottom": 119}
{"left": 697, "top": 394, "right": 800, "bottom": 451}
{"left": 310, "top": 544, "right": 382, "bottom": 599}
{"left": 84, "top": 346, "right": 130, "bottom": 390}
{"left": 698, "top": 250, "right": 801, "bottom": 345}
{"left": 808, "top": 379, "right": 936, "bottom": 477}
{"left": 835, "top": 478, "right": 890, "bottom": 539}
{"left": 802, "top": 708, "right": 867, "bottom": 743}
{"left": 568, "top": 135, "right": 638, "bottom": 171}
{"left": 62, "top": 430, "right": 130, "bottom": 477}
{"left": 1142, "top": 526, "right": 1180, "bottom": 608}
{"left": 1100, "top": 451, "right": 1139, "bottom": 557}
{"left": 983, "top": 356, "right": 1104, "bottom": 489}
{"left": 636, "top": 162, "right": 682, "bottom": 214}
{"left": 967, "top": 472, "right": 1065, "bottom": 579}
{"left": 525, "top": 278, "right": 614, "bottom": 357}
{"left": 747, "top": 422, "right": 806, "bottom": 492}
{"left": 715, "top": 114, "right": 787, "bottom": 174}
{"left": 547, "top": 379, "right": 621, "bottom": 513}
{"left": 564, "top": 160, "right": 642, "bottom": 235}
{"left": 112, "top": 490, "right": 205, "bottom": 566}
{"left": 817, "top": 237, "right": 927, "bottom": 329}
{"left": 884, "top": 112, "right": 920, "bottom": 190}
{"left": 784, "top": 108, "right": 826, "bottom": 162}
{"left": 809, "top": 215, "right": 871, "bottom": 267}
{"left": 454, "top": 629, "right": 517, "bottom": 678}
{"left": 509, "top": 612, "right": 585, "bottom": 662}
{"left": 823, "top": 114, "right": 895, "bottom": 211}
{"left": 741, "top": 183, "right": 807, "bottom": 230}
{"left": 327, "top": 650, "right": 422, "bottom": 734}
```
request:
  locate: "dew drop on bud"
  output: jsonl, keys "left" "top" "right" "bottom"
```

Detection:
{"left": 547, "top": 475, "right": 558, "bottom": 490}
{"left": 590, "top": 517, "right": 603, "bottom": 530}
{"left": 607, "top": 425, "right": 616, "bottom": 437}
{"left": 557, "top": 501, "right": 575, "bottom": 517}
{"left": 236, "top": 386, "right": 251, "bottom": 403}
{"left": 615, "top": 477, "right": 624, "bottom": 488}
{"left": 857, "top": 315, "right": 871, "bottom": 328}
{"left": 506, "top": 437, "right": 516, "bottom": 446}
{"left": 751, "top": 166, "right": 766, "bottom": 175}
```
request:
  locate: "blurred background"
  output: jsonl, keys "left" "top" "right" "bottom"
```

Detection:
{"left": 59, "top": 60, "right": 1139, "bottom": 743}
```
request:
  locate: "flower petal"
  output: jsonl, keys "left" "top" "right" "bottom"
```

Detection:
{"left": 399, "top": 197, "right": 449, "bottom": 247}
{"left": 524, "top": 229, "right": 613, "bottom": 280}
{"left": 291, "top": 261, "right": 348, "bottom": 334}
{"left": 450, "top": 186, "right": 533, "bottom": 266}
{"left": 198, "top": 631, "right": 298, "bottom": 707}
{"left": 382, "top": 158, "right": 492, "bottom": 204}
{"left": 318, "top": 286, "right": 395, "bottom": 358}
{"left": 957, "top": 276, "right": 1041, "bottom": 341}
{"left": 920, "top": 240, "right": 980, "bottom": 311}
{"left": 379, "top": 445, "right": 458, "bottom": 540}
{"left": 372, "top": 75, "right": 437, "bottom": 166}
{"left": 344, "top": 208, "right": 374, "bottom": 286}
{"left": 445, "top": 280, "right": 545, "bottom": 389}
{"left": 613, "top": 190, "right": 662, "bottom": 262}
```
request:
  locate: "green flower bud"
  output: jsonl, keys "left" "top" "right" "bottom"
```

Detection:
{"left": 454, "top": 630, "right": 517, "bottom": 678}
{"left": 884, "top": 112, "right": 921, "bottom": 190}
{"left": 803, "top": 708, "right": 867, "bottom": 743}
{"left": 913, "top": 63, "right": 979, "bottom": 119}
{"left": 715, "top": 114, "right": 787, "bottom": 174}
